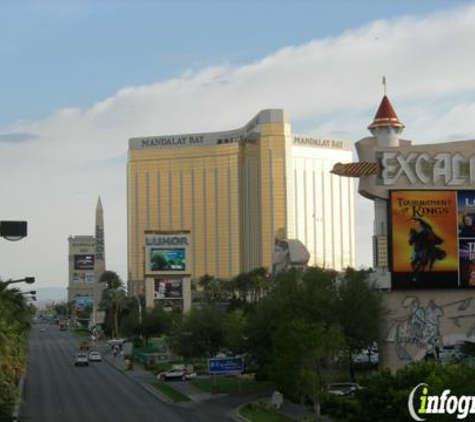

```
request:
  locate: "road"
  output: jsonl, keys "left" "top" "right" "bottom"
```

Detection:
{"left": 20, "top": 325, "right": 233, "bottom": 422}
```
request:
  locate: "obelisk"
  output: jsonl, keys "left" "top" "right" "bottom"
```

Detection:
{"left": 93, "top": 196, "right": 106, "bottom": 325}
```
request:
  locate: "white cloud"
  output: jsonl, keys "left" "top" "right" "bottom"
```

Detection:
{"left": 1, "top": 4, "right": 475, "bottom": 287}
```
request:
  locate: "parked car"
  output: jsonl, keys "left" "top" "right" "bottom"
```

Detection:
{"left": 88, "top": 351, "right": 102, "bottom": 362}
{"left": 157, "top": 368, "right": 196, "bottom": 381}
{"left": 74, "top": 353, "right": 89, "bottom": 367}
{"left": 353, "top": 349, "right": 379, "bottom": 364}
{"left": 327, "top": 382, "right": 361, "bottom": 398}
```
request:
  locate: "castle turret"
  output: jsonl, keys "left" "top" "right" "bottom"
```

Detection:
{"left": 368, "top": 95, "right": 404, "bottom": 147}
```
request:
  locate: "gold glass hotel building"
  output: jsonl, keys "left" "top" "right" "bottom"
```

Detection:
{"left": 127, "top": 109, "right": 355, "bottom": 295}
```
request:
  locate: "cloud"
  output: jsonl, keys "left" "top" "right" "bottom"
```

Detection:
{"left": 1, "top": 4, "right": 475, "bottom": 287}
{"left": 0, "top": 132, "right": 38, "bottom": 144}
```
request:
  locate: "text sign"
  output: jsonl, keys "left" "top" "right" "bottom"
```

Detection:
{"left": 208, "top": 358, "right": 244, "bottom": 374}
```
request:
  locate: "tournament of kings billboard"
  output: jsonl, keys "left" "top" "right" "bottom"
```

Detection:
{"left": 390, "top": 190, "right": 475, "bottom": 289}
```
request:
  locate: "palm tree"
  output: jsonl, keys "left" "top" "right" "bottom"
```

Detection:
{"left": 99, "top": 271, "right": 126, "bottom": 339}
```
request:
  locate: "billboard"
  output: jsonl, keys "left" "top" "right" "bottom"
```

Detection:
{"left": 149, "top": 248, "right": 186, "bottom": 272}
{"left": 74, "top": 295, "right": 93, "bottom": 311}
{"left": 145, "top": 233, "right": 191, "bottom": 276}
{"left": 74, "top": 254, "right": 95, "bottom": 270}
{"left": 390, "top": 190, "right": 475, "bottom": 288}
{"left": 154, "top": 278, "right": 183, "bottom": 300}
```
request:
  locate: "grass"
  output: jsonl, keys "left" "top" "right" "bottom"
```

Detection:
{"left": 239, "top": 404, "right": 294, "bottom": 422}
{"left": 149, "top": 381, "right": 191, "bottom": 403}
{"left": 70, "top": 327, "right": 91, "bottom": 336}
{"left": 190, "top": 376, "right": 274, "bottom": 394}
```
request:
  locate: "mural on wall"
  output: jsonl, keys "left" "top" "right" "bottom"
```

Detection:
{"left": 386, "top": 296, "right": 475, "bottom": 360}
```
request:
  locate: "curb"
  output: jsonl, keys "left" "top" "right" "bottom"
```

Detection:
{"left": 235, "top": 403, "right": 253, "bottom": 422}
{"left": 102, "top": 354, "right": 173, "bottom": 405}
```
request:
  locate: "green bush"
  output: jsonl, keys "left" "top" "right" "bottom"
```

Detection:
{"left": 249, "top": 399, "right": 276, "bottom": 413}
{"left": 320, "top": 393, "right": 361, "bottom": 422}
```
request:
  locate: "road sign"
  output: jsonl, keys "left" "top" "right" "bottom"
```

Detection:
{"left": 208, "top": 357, "right": 244, "bottom": 374}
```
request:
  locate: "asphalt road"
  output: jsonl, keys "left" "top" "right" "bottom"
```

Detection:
{"left": 20, "top": 325, "right": 232, "bottom": 422}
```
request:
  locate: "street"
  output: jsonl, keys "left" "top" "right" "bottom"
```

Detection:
{"left": 20, "top": 325, "right": 228, "bottom": 422}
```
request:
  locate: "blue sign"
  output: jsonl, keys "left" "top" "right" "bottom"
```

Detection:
{"left": 208, "top": 357, "right": 244, "bottom": 374}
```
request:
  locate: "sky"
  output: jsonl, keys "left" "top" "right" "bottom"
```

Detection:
{"left": 1, "top": 0, "right": 475, "bottom": 293}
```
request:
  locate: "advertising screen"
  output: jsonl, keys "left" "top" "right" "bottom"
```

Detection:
{"left": 149, "top": 248, "right": 186, "bottom": 272}
{"left": 154, "top": 278, "right": 183, "bottom": 300}
{"left": 390, "top": 190, "right": 475, "bottom": 288}
{"left": 74, "top": 295, "right": 93, "bottom": 311}
{"left": 74, "top": 254, "right": 95, "bottom": 270}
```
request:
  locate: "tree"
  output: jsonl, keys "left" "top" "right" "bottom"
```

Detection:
{"left": 350, "top": 360, "right": 475, "bottom": 422}
{"left": 0, "top": 284, "right": 32, "bottom": 415}
{"left": 245, "top": 267, "right": 339, "bottom": 370}
{"left": 335, "top": 267, "right": 384, "bottom": 381}
{"left": 198, "top": 274, "right": 230, "bottom": 304}
{"left": 269, "top": 319, "right": 344, "bottom": 416}
{"left": 223, "top": 309, "right": 247, "bottom": 355}
{"left": 141, "top": 306, "right": 172, "bottom": 347}
{"left": 99, "top": 271, "right": 126, "bottom": 338}
{"left": 171, "top": 305, "right": 226, "bottom": 359}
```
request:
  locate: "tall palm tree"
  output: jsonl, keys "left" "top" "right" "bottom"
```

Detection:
{"left": 99, "top": 271, "right": 126, "bottom": 339}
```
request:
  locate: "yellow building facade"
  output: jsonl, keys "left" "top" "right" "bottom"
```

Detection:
{"left": 127, "top": 109, "right": 355, "bottom": 295}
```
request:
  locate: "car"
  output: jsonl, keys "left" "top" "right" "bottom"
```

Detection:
{"left": 88, "top": 351, "right": 102, "bottom": 362}
{"left": 74, "top": 353, "right": 89, "bottom": 367}
{"left": 40, "top": 328, "right": 47, "bottom": 333}
{"left": 157, "top": 368, "right": 196, "bottom": 381}
{"left": 108, "top": 339, "right": 125, "bottom": 348}
{"left": 327, "top": 382, "right": 361, "bottom": 398}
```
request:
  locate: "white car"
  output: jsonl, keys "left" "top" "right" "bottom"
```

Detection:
{"left": 327, "top": 382, "right": 361, "bottom": 398}
{"left": 74, "top": 353, "right": 89, "bottom": 367}
{"left": 157, "top": 368, "right": 197, "bottom": 381}
{"left": 88, "top": 351, "right": 102, "bottom": 362}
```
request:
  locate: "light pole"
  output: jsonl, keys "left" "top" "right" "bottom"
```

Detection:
{"left": 0, "top": 220, "right": 27, "bottom": 241}
{"left": 2, "top": 277, "right": 35, "bottom": 287}
{"left": 0, "top": 277, "right": 35, "bottom": 291}
{"left": 21, "top": 290, "right": 36, "bottom": 295}
{"left": 134, "top": 295, "right": 143, "bottom": 325}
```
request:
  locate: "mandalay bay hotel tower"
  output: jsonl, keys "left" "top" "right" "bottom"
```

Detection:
{"left": 127, "top": 109, "right": 355, "bottom": 298}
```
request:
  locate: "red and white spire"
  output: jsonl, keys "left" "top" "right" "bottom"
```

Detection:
{"left": 368, "top": 77, "right": 404, "bottom": 146}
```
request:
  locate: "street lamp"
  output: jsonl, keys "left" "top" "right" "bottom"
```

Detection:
{"left": 21, "top": 290, "right": 37, "bottom": 295}
{"left": 3, "top": 277, "right": 35, "bottom": 287}
{"left": 0, "top": 277, "right": 35, "bottom": 292}
{"left": 0, "top": 221, "right": 27, "bottom": 241}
